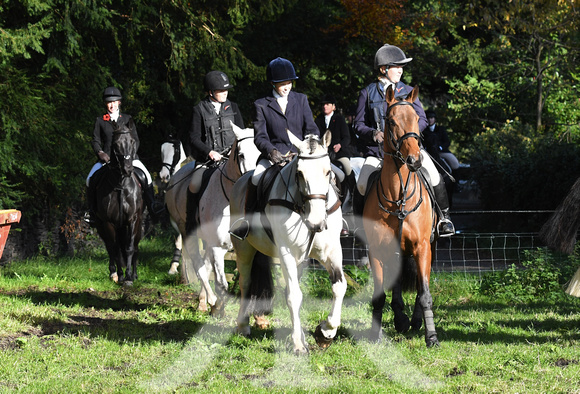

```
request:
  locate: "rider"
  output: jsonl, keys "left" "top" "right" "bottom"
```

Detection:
{"left": 353, "top": 44, "right": 455, "bottom": 237}
{"left": 85, "top": 86, "right": 164, "bottom": 225}
{"left": 186, "top": 70, "right": 244, "bottom": 232}
{"left": 229, "top": 57, "right": 320, "bottom": 240}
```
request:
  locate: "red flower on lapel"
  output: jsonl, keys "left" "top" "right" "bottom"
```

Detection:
{"left": 103, "top": 114, "right": 111, "bottom": 121}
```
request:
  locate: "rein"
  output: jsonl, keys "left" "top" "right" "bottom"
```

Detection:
{"left": 377, "top": 100, "right": 424, "bottom": 240}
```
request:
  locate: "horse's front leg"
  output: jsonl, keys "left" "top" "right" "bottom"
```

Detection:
{"left": 234, "top": 240, "right": 257, "bottom": 338}
{"left": 369, "top": 252, "right": 386, "bottom": 342}
{"left": 123, "top": 220, "right": 141, "bottom": 286}
{"left": 279, "top": 246, "right": 308, "bottom": 355}
{"left": 207, "top": 246, "right": 229, "bottom": 317}
{"left": 182, "top": 233, "right": 217, "bottom": 309}
{"left": 313, "top": 238, "right": 346, "bottom": 348}
{"left": 415, "top": 244, "right": 439, "bottom": 347}
{"left": 391, "top": 282, "right": 410, "bottom": 333}
{"left": 168, "top": 234, "right": 182, "bottom": 275}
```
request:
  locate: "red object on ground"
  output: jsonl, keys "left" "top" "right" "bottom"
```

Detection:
{"left": 0, "top": 210, "right": 21, "bottom": 260}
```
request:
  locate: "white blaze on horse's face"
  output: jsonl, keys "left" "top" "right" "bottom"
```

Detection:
{"left": 288, "top": 130, "right": 332, "bottom": 232}
{"left": 114, "top": 132, "right": 135, "bottom": 177}
{"left": 232, "top": 122, "right": 260, "bottom": 174}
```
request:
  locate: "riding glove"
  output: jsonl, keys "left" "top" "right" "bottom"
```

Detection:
{"left": 98, "top": 151, "right": 110, "bottom": 163}
{"left": 268, "top": 149, "right": 284, "bottom": 164}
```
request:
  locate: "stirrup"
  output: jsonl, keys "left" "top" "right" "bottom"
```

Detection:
{"left": 437, "top": 218, "right": 455, "bottom": 238}
{"left": 83, "top": 211, "right": 97, "bottom": 227}
{"left": 229, "top": 218, "right": 250, "bottom": 241}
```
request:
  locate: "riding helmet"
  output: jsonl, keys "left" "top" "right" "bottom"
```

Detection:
{"left": 267, "top": 57, "right": 298, "bottom": 83}
{"left": 374, "top": 44, "right": 413, "bottom": 69}
{"left": 426, "top": 110, "right": 436, "bottom": 118}
{"left": 103, "top": 86, "right": 122, "bottom": 102}
{"left": 320, "top": 94, "right": 337, "bottom": 105}
{"left": 204, "top": 71, "right": 232, "bottom": 92}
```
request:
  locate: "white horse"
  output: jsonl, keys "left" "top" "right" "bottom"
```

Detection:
{"left": 165, "top": 124, "right": 262, "bottom": 313}
{"left": 230, "top": 131, "right": 347, "bottom": 354}
{"left": 159, "top": 137, "right": 188, "bottom": 276}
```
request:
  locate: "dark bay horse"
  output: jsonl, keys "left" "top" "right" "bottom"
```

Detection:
{"left": 94, "top": 119, "right": 143, "bottom": 286}
{"left": 363, "top": 86, "right": 439, "bottom": 347}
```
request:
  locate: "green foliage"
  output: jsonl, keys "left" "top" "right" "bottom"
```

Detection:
{"left": 480, "top": 247, "right": 578, "bottom": 302}
{"left": 469, "top": 119, "right": 580, "bottom": 210}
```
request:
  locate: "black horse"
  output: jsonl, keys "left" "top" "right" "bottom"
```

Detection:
{"left": 94, "top": 119, "right": 143, "bottom": 285}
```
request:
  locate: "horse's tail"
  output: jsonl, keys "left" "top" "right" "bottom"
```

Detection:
{"left": 400, "top": 256, "right": 418, "bottom": 293}
{"left": 539, "top": 176, "right": 580, "bottom": 254}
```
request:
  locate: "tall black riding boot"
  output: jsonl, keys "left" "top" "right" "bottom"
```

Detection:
{"left": 434, "top": 182, "right": 455, "bottom": 237}
{"left": 84, "top": 181, "right": 98, "bottom": 227}
{"left": 229, "top": 182, "right": 257, "bottom": 240}
{"left": 143, "top": 184, "right": 165, "bottom": 222}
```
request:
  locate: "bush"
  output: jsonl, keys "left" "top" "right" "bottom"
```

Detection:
{"left": 480, "top": 247, "right": 579, "bottom": 302}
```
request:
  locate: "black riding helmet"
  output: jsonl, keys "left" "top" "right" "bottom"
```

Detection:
{"left": 204, "top": 71, "right": 232, "bottom": 92}
{"left": 103, "top": 86, "right": 122, "bottom": 102}
{"left": 374, "top": 44, "right": 413, "bottom": 69}
{"left": 267, "top": 57, "right": 298, "bottom": 83}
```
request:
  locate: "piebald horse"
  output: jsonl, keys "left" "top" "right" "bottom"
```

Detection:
{"left": 165, "top": 124, "right": 264, "bottom": 314}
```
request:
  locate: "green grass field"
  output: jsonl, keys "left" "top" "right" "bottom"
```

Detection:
{"left": 1, "top": 234, "right": 579, "bottom": 393}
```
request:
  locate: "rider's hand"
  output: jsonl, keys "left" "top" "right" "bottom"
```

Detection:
{"left": 268, "top": 149, "right": 284, "bottom": 164}
{"left": 209, "top": 150, "right": 222, "bottom": 161}
{"left": 373, "top": 130, "right": 384, "bottom": 144}
{"left": 98, "top": 151, "right": 110, "bottom": 163}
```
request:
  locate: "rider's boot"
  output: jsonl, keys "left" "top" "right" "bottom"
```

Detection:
{"left": 84, "top": 180, "right": 98, "bottom": 227}
{"left": 434, "top": 182, "right": 455, "bottom": 237}
{"left": 229, "top": 182, "right": 257, "bottom": 241}
{"left": 143, "top": 183, "right": 165, "bottom": 222}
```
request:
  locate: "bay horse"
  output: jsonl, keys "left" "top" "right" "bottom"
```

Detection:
{"left": 363, "top": 85, "right": 439, "bottom": 347}
{"left": 165, "top": 123, "right": 267, "bottom": 315}
{"left": 230, "top": 131, "right": 347, "bottom": 354}
{"left": 158, "top": 137, "right": 187, "bottom": 275}
{"left": 94, "top": 119, "right": 143, "bottom": 286}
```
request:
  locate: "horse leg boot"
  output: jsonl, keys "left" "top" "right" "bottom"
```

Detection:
{"left": 434, "top": 182, "right": 455, "bottom": 237}
{"left": 229, "top": 182, "right": 257, "bottom": 241}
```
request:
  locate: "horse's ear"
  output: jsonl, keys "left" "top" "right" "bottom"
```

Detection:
{"left": 407, "top": 85, "right": 419, "bottom": 103}
{"left": 322, "top": 129, "right": 332, "bottom": 149}
{"left": 287, "top": 129, "right": 304, "bottom": 150}
{"left": 385, "top": 85, "right": 395, "bottom": 105}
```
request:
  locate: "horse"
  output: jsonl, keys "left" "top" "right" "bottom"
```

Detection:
{"left": 158, "top": 137, "right": 187, "bottom": 275}
{"left": 539, "top": 175, "right": 580, "bottom": 296}
{"left": 164, "top": 123, "right": 265, "bottom": 314}
{"left": 230, "top": 130, "right": 347, "bottom": 355}
{"left": 94, "top": 119, "right": 143, "bottom": 286}
{"left": 362, "top": 85, "right": 439, "bottom": 347}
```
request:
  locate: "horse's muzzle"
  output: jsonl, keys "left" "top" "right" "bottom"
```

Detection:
{"left": 406, "top": 156, "right": 422, "bottom": 172}
{"left": 305, "top": 219, "right": 327, "bottom": 233}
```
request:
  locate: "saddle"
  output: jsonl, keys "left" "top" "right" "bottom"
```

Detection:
{"left": 185, "top": 165, "right": 219, "bottom": 234}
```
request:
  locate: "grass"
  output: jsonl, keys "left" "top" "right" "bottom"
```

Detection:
{"left": 0, "top": 233, "right": 579, "bottom": 393}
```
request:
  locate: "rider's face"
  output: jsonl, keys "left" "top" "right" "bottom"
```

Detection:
{"left": 273, "top": 81, "right": 293, "bottom": 97}
{"left": 106, "top": 100, "right": 120, "bottom": 113}
{"left": 210, "top": 89, "right": 229, "bottom": 103}
{"left": 386, "top": 66, "right": 403, "bottom": 83}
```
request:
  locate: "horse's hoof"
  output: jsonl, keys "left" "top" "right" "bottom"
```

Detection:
{"left": 110, "top": 273, "right": 119, "bottom": 283}
{"left": 394, "top": 315, "right": 411, "bottom": 333}
{"left": 253, "top": 314, "right": 270, "bottom": 330}
{"left": 314, "top": 325, "right": 334, "bottom": 349}
{"left": 123, "top": 281, "right": 134, "bottom": 287}
{"left": 426, "top": 334, "right": 440, "bottom": 348}
{"left": 210, "top": 303, "right": 225, "bottom": 319}
{"left": 197, "top": 301, "right": 209, "bottom": 313}
{"left": 168, "top": 262, "right": 179, "bottom": 275}
{"left": 236, "top": 325, "right": 251, "bottom": 338}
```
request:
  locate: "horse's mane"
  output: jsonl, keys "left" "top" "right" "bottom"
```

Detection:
{"left": 304, "top": 134, "right": 321, "bottom": 155}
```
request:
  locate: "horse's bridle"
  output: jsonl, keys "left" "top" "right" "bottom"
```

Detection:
{"left": 384, "top": 100, "right": 421, "bottom": 163}
{"left": 217, "top": 135, "right": 254, "bottom": 201}
{"left": 161, "top": 139, "right": 182, "bottom": 175}
{"left": 111, "top": 129, "right": 135, "bottom": 178}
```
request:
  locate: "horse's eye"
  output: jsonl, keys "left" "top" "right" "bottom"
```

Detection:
{"left": 389, "top": 119, "right": 396, "bottom": 127}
